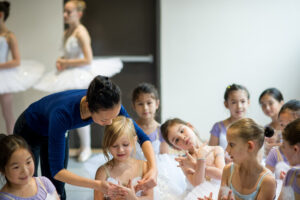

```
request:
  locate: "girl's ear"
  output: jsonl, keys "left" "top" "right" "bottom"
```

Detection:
{"left": 294, "top": 144, "right": 300, "bottom": 153}
{"left": 156, "top": 99, "right": 160, "bottom": 109}
{"left": 247, "top": 140, "right": 255, "bottom": 151}
{"left": 224, "top": 101, "right": 229, "bottom": 109}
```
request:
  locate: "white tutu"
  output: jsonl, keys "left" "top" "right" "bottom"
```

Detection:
{"left": 83, "top": 153, "right": 109, "bottom": 179}
{"left": 281, "top": 185, "right": 295, "bottom": 200}
{"left": 0, "top": 60, "right": 45, "bottom": 94}
{"left": 184, "top": 179, "right": 221, "bottom": 200}
{"left": 275, "top": 161, "right": 290, "bottom": 179}
{"left": 34, "top": 58, "right": 123, "bottom": 92}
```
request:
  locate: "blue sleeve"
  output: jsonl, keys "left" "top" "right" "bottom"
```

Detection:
{"left": 48, "top": 111, "right": 71, "bottom": 177}
{"left": 119, "top": 105, "right": 150, "bottom": 145}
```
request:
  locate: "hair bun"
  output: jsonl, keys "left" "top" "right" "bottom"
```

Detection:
{"left": 264, "top": 126, "right": 274, "bottom": 138}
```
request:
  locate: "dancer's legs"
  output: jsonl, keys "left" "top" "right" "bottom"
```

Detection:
{"left": 77, "top": 125, "right": 92, "bottom": 162}
{"left": 0, "top": 93, "right": 15, "bottom": 134}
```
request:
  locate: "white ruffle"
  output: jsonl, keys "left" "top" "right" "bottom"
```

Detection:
{"left": 184, "top": 179, "right": 221, "bottom": 200}
{"left": 281, "top": 185, "right": 295, "bottom": 200}
{"left": 0, "top": 60, "right": 45, "bottom": 94}
{"left": 34, "top": 58, "right": 123, "bottom": 92}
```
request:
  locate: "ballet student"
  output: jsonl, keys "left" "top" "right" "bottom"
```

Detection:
{"left": 0, "top": 134, "right": 59, "bottom": 200}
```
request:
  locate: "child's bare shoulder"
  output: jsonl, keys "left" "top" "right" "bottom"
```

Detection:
{"left": 95, "top": 162, "right": 111, "bottom": 180}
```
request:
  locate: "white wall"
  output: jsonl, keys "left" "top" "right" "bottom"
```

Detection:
{"left": 160, "top": 0, "right": 300, "bottom": 140}
{"left": 0, "top": 0, "right": 63, "bottom": 133}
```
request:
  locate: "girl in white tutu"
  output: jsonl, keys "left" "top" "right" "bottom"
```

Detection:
{"left": 278, "top": 118, "right": 300, "bottom": 200}
{"left": 94, "top": 116, "right": 153, "bottom": 200}
{"left": 35, "top": 0, "right": 123, "bottom": 162}
{"left": 0, "top": 1, "right": 44, "bottom": 134}
{"left": 259, "top": 88, "right": 284, "bottom": 157}
{"left": 212, "top": 118, "right": 276, "bottom": 200}
{"left": 161, "top": 118, "right": 225, "bottom": 200}
{"left": 132, "top": 83, "right": 169, "bottom": 154}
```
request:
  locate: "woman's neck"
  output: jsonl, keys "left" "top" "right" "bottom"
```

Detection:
{"left": 67, "top": 21, "right": 80, "bottom": 33}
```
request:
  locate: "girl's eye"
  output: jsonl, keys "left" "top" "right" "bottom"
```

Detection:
{"left": 13, "top": 166, "right": 19, "bottom": 170}
{"left": 27, "top": 161, "right": 32, "bottom": 165}
{"left": 241, "top": 100, "right": 245, "bottom": 103}
{"left": 180, "top": 128, "right": 184, "bottom": 133}
{"left": 123, "top": 144, "right": 129, "bottom": 147}
{"left": 112, "top": 145, "right": 118, "bottom": 148}
{"left": 229, "top": 143, "right": 234, "bottom": 147}
{"left": 175, "top": 138, "right": 179, "bottom": 144}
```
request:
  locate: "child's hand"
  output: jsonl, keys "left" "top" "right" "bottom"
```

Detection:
{"left": 280, "top": 171, "right": 286, "bottom": 180}
{"left": 124, "top": 179, "right": 138, "bottom": 200}
{"left": 221, "top": 190, "right": 235, "bottom": 200}
{"left": 175, "top": 151, "right": 197, "bottom": 169}
{"left": 135, "top": 167, "right": 157, "bottom": 192}
{"left": 98, "top": 181, "right": 127, "bottom": 199}
{"left": 198, "top": 192, "right": 213, "bottom": 200}
{"left": 194, "top": 143, "right": 213, "bottom": 160}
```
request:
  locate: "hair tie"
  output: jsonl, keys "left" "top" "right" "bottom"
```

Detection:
{"left": 264, "top": 126, "right": 274, "bottom": 138}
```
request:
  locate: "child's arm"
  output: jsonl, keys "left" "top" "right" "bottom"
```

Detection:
{"left": 208, "top": 135, "right": 219, "bottom": 146}
{"left": 159, "top": 141, "right": 169, "bottom": 154}
{"left": 218, "top": 164, "right": 231, "bottom": 200}
{"left": 205, "top": 146, "right": 225, "bottom": 180}
{"left": 94, "top": 166, "right": 107, "bottom": 200}
{"left": 255, "top": 174, "right": 276, "bottom": 200}
{"left": 0, "top": 32, "right": 20, "bottom": 69}
{"left": 56, "top": 26, "right": 93, "bottom": 71}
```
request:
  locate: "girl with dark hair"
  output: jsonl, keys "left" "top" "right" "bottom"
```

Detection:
{"left": 0, "top": 1, "right": 44, "bottom": 134}
{"left": 259, "top": 88, "right": 284, "bottom": 156}
{"left": 14, "top": 76, "right": 157, "bottom": 200}
{"left": 0, "top": 134, "right": 59, "bottom": 200}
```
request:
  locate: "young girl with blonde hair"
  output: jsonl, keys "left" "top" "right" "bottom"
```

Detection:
{"left": 94, "top": 116, "right": 153, "bottom": 200}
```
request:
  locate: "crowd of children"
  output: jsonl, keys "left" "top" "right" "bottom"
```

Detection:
{"left": 1, "top": 0, "right": 300, "bottom": 200}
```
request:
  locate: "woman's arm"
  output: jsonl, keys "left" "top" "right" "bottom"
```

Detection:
{"left": 138, "top": 161, "right": 154, "bottom": 200}
{"left": 94, "top": 166, "right": 107, "bottom": 200}
{"left": 0, "top": 32, "right": 20, "bottom": 69}
{"left": 205, "top": 146, "right": 225, "bottom": 180}
{"left": 57, "top": 26, "right": 93, "bottom": 70}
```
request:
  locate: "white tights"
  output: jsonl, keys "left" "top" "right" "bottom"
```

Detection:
{"left": 0, "top": 93, "right": 15, "bottom": 134}
{"left": 77, "top": 125, "right": 91, "bottom": 150}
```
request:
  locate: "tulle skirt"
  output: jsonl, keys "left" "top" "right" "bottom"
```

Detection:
{"left": 34, "top": 58, "right": 123, "bottom": 92}
{"left": 0, "top": 60, "right": 45, "bottom": 94}
{"left": 184, "top": 179, "right": 221, "bottom": 200}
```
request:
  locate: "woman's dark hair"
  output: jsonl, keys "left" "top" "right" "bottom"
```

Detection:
{"left": 0, "top": 1, "right": 10, "bottom": 21}
{"left": 282, "top": 118, "right": 300, "bottom": 145}
{"left": 259, "top": 88, "right": 283, "bottom": 104}
{"left": 228, "top": 118, "right": 274, "bottom": 149}
{"left": 0, "top": 134, "right": 32, "bottom": 173}
{"left": 86, "top": 75, "right": 121, "bottom": 113}
{"left": 278, "top": 99, "right": 300, "bottom": 118}
{"left": 132, "top": 82, "right": 159, "bottom": 103}
{"left": 224, "top": 83, "right": 250, "bottom": 101}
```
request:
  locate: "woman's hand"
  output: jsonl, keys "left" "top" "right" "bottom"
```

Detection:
{"left": 56, "top": 58, "right": 67, "bottom": 71}
{"left": 135, "top": 167, "right": 157, "bottom": 192}
{"left": 96, "top": 180, "right": 127, "bottom": 198}
{"left": 198, "top": 192, "right": 213, "bottom": 200}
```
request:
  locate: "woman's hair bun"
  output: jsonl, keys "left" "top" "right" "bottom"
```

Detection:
{"left": 264, "top": 126, "right": 274, "bottom": 138}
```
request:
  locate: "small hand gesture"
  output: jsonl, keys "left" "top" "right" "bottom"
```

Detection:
{"left": 135, "top": 168, "right": 157, "bottom": 192}
{"left": 198, "top": 192, "right": 213, "bottom": 200}
{"left": 220, "top": 190, "right": 235, "bottom": 200}
{"left": 56, "top": 58, "right": 66, "bottom": 71}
